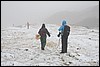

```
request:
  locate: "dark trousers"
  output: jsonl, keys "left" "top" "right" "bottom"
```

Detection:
{"left": 61, "top": 35, "right": 68, "bottom": 53}
{"left": 40, "top": 36, "right": 46, "bottom": 50}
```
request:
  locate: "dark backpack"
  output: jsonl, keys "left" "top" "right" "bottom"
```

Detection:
{"left": 39, "top": 28, "right": 46, "bottom": 36}
{"left": 63, "top": 25, "right": 70, "bottom": 38}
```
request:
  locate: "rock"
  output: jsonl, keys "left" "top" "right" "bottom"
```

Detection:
{"left": 77, "top": 53, "right": 80, "bottom": 56}
{"left": 48, "top": 58, "right": 50, "bottom": 60}
{"left": 69, "top": 61, "right": 72, "bottom": 64}
{"left": 89, "top": 38, "right": 91, "bottom": 40}
{"left": 69, "top": 54, "right": 75, "bottom": 57}
{"left": 25, "top": 49, "right": 28, "bottom": 51}
{"left": 31, "top": 58, "right": 33, "bottom": 60}
{"left": 77, "top": 48, "right": 80, "bottom": 50}
{"left": 12, "top": 63, "right": 14, "bottom": 66}
{"left": 61, "top": 57, "right": 64, "bottom": 62}
{"left": 63, "top": 62, "right": 69, "bottom": 66}
{"left": 91, "top": 30, "right": 94, "bottom": 32}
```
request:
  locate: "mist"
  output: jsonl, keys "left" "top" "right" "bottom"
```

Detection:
{"left": 1, "top": 1, "right": 99, "bottom": 28}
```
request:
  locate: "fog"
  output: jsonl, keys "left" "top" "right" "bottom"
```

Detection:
{"left": 1, "top": 1, "right": 99, "bottom": 28}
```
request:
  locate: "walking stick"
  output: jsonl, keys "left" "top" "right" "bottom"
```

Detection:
{"left": 58, "top": 37, "right": 60, "bottom": 47}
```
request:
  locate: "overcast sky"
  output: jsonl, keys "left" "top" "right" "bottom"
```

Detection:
{"left": 1, "top": 1, "right": 99, "bottom": 28}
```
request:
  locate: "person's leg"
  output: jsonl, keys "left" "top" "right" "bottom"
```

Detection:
{"left": 40, "top": 37, "right": 44, "bottom": 50}
{"left": 66, "top": 37, "right": 68, "bottom": 53}
{"left": 64, "top": 38, "right": 67, "bottom": 53}
{"left": 63, "top": 37, "right": 66, "bottom": 53}
{"left": 61, "top": 36, "right": 68, "bottom": 53}
{"left": 63, "top": 36, "right": 68, "bottom": 53}
{"left": 61, "top": 36, "right": 64, "bottom": 53}
{"left": 42, "top": 37, "right": 46, "bottom": 50}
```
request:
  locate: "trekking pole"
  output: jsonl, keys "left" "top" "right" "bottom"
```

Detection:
{"left": 58, "top": 37, "right": 60, "bottom": 47}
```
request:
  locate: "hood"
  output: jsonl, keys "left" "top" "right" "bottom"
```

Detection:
{"left": 41, "top": 24, "right": 45, "bottom": 28}
{"left": 62, "top": 20, "right": 67, "bottom": 26}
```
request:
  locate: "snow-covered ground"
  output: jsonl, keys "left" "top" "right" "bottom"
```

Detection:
{"left": 1, "top": 24, "right": 99, "bottom": 66}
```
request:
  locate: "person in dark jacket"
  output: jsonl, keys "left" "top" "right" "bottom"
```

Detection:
{"left": 27, "top": 22, "right": 29, "bottom": 29}
{"left": 57, "top": 20, "right": 70, "bottom": 53}
{"left": 38, "top": 24, "right": 50, "bottom": 50}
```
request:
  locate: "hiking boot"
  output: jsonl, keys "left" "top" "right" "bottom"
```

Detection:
{"left": 60, "top": 52, "right": 67, "bottom": 54}
{"left": 61, "top": 51, "right": 64, "bottom": 53}
{"left": 41, "top": 48, "right": 44, "bottom": 50}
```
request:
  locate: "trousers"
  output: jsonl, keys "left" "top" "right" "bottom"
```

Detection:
{"left": 40, "top": 36, "right": 46, "bottom": 49}
{"left": 61, "top": 35, "right": 68, "bottom": 53}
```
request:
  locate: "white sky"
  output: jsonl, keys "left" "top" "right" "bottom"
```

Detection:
{"left": 1, "top": 1, "right": 99, "bottom": 28}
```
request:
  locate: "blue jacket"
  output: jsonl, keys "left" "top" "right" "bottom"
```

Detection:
{"left": 58, "top": 20, "right": 67, "bottom": 32}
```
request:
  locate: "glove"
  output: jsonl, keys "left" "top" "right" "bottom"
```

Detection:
{"left": 57, "top": 32, "right": 61, "bottom": 37}
{"left": 48, "top": 34, "right": 50, "bottom": 37}
{"left": 49, "top": 35, "right": 50, "bottom": 37}
{"left": 57, "top": 34, "right": 60, "bottom": 37}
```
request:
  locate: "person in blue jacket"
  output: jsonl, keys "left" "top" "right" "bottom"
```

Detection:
{"left": 57, "top": 20, "right": 70, "bottom": 53}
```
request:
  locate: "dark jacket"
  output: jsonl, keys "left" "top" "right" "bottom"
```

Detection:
{"left": 38, "top": 24, "right": 50, "bottom": 37}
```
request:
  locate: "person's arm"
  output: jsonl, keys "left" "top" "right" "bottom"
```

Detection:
{"left": 57, "top": 32, "right": 61, "bottom": 37}
{"left": 58, "top": 26, "right": 63, "bottom": 31}
{"left": 57, "top": 26, "right": 63, "bottom": 37}
{"left": 38, "top": 29, "right": 41, "bottom": 35}
{"left": 46, "top": 29, "right": 50, "bottom": 37}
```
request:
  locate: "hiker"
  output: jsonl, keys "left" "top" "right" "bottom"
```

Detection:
{"left": 27, "top": 22, "right": 29, "bottom": 29}
{"left": 13, "top": 24, "right": 14, "bottom": 27}
{"left": 57, "top": 20, "right": 70, "bottom": 53}
{"left": 38, "top": 24, "right": 50, "bottom": 50}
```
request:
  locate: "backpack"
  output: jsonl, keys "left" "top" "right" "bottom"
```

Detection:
{"left": 63, "top": 25, "right": 70, "bottom": 38}
{"left": 40, "top": 28, "right": 46, "bottom": 36}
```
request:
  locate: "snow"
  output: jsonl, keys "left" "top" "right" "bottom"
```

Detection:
{"left": 1, "top": 24, "right": 99, "bottom": 66}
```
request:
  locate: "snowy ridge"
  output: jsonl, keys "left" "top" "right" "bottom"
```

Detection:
{"left": 1, "top": 24, "right": 99, "bottom": 66}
